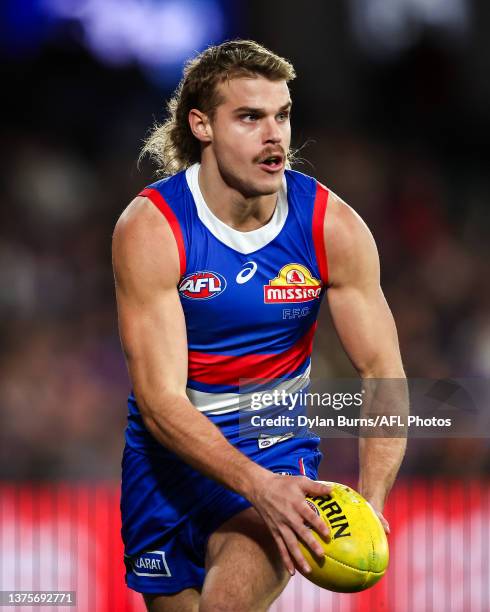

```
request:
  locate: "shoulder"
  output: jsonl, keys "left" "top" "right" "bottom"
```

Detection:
{"left": 113, "top": 194, "right": 174, "bottom": 249}
{"left": 113, "top": 167, "right": 189, "bottom": 254}
{"left": 288, "top": 167, "right": 380, "bottom": 287}
{"left": 324, "top": 190, "right": 380, "bottom": 288}
{"left": 112, "top": 194, "right": 180, "bottom": 289}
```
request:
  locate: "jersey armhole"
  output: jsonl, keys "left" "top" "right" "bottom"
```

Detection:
{"left": 139, "top": 187, "right": 187, "bottom": 277}
{"left": 312, "top": 181, "right": 329, "bottom": 286}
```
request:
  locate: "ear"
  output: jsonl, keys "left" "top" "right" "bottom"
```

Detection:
{"left": 188, "top": 108, "right": 212, "bottom": 143}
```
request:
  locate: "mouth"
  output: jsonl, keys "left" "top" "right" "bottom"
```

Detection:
{"left": 257, "top": 154, "right": 284, "bottom": 173}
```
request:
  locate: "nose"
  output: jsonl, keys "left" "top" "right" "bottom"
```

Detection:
{"left": 262, "top": 116, "right": 282, "bottom": 144}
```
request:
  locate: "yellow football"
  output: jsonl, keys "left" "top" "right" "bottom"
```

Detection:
{"left": 298, "top": 482, "right": 389, "bottom": 592}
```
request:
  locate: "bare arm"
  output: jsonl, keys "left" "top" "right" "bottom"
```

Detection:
{"left": 325, "top": 192, "right": 408, "bottom": 527}
{"left": 113, "top": 196, "right": 331, "bottom": 574}
{"left": 113, "top": 197, "right": 267, "bottom": 494}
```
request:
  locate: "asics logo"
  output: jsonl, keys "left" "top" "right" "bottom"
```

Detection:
{"left": 236, "top": 261, "right": 258, "bottom": 284}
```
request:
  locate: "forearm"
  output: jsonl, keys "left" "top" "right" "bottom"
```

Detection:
{"left": 136, "top": 389, "right": 269, "bottom": 499}
{"left": 358, "top": 374, "right": 408, "bottom": 510}
{"left": 358, "top": 437, "right": 406, "bottom": 510}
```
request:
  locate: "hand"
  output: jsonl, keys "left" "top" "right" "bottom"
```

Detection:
{"left": 247, "top": 472, "right": 332, "bottom": 576}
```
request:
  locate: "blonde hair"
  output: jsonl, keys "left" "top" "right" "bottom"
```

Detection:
{"left": 139, "top": 39, "right": 296, "bottom": 175}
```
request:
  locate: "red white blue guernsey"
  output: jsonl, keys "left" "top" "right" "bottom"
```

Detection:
{"left": 126, "top": 163, "right": 329, "bottom": 446}
{"left": 121, "top": 164, "right": 329, "bottom": 583}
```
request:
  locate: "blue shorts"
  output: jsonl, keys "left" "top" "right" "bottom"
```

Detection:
{"left": 121, "top": 411, "right": 322, "bottom": 595}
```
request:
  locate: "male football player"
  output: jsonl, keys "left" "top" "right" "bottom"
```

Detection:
{"left": 113, "top": 40, "right": 407, "bottom": 611}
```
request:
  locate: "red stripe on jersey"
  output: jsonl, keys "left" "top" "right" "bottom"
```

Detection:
{"left": 312, "top": 182, "right": 329, "bottom": 286}
{"left": 139, "top": 187, "right": 186, "bottom": 277}
{"left": 188, "top": 322, "right": 317, "bottom": 386}
{"left": 299, "top": 457, "right": 306, "bottom": 475}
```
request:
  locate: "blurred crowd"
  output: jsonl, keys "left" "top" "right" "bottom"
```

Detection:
{"left": 0, "top": 18, "right": 489, "bottom": 479}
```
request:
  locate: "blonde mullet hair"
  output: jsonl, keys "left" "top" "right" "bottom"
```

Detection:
{"left": 139, "top": 40, "right": 296, "bottom": 175}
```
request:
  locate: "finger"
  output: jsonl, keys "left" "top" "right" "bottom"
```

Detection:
{"left": 272, "top": 530, "right": 296, "bottom": 576}
{"left": 297, "top": 524, "right": 325, "bottom": 558}
{"left": 301, "top": 478, "right": 332, "bottom": 498}
{"left": 378, "top": 513, "right": 390, "bottom": 534}
{"left": 310, "top": 514, "right": 331, "bottom": 542}
{"left": 301, "top": 504, "right": 331, "bottom": 541}
{"left": 281, "top": 525, "right": 312, "bottom": 575}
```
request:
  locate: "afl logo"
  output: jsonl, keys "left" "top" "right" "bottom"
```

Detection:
{"left": 178, "top": 271, "right": 227, "bottom": 300}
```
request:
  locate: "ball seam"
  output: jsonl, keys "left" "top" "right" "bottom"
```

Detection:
{"left": 323, "top": 554, "right": 386, "bottom": 574}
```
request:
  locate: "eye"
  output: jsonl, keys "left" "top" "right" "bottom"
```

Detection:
{"left": 241, "top": 113, "right": 259, "bottom": 122}
{"left": 277, "top": 111, "right": 290, "bottom": 121}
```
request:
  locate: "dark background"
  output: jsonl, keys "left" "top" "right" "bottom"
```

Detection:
{"left": 0, "top": 0, "right": 489, "bottom": 480}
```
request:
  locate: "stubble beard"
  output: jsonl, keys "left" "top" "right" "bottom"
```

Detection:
{"left": 216, "top": 156, "right": 283, "bottom": 199}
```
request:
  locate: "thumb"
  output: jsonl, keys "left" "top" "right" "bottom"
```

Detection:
{"left": 302, "top": 478, "right": 332, "bottom": 498}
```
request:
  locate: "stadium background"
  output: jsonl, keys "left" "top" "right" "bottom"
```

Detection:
{"left": 0, "top": 0, "right": 489, "bottom": 610}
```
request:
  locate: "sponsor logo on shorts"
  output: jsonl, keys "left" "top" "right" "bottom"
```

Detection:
{"left": 258, "top": 432, "right": 294, "bottom": 449}
{"left": 132, "top": 550, "right": 171, "bottom": 577}
{"left": 179, "top": 271, "right": 226, "bottom": 300}
{"left": 264, "top": 264, "right": 322, "bottom": 304}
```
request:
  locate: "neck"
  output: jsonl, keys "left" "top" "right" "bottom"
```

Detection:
{"left": 198, "top": 158, "right": 279, "bottom": 232}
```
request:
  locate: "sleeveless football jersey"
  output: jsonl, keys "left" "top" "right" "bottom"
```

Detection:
{"left": 125, "top": 163, "right": 329, "bottom": 447}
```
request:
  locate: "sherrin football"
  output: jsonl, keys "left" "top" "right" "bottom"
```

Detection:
{"left": 299, "top": 482, "right": 389, "bottom": 592}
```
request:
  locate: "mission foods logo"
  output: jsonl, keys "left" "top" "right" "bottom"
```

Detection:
{"left": 179, "top": 271, "right": 227, "bottom": 300}
{"left": 264, "top": 264, "right": 322, "bottom": 303}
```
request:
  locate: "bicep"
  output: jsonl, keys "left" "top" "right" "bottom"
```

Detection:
{"left": 116, "top": 282, "right": 189, "bottom": 398}
{"left": 324, "top": 194, "right": 403, "bottom": 377}
{"left": 327, "top": 282, "right": 402, "bottom": 377}
{"left": 112, "top": 197, "right": 188, "bottom": 402}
